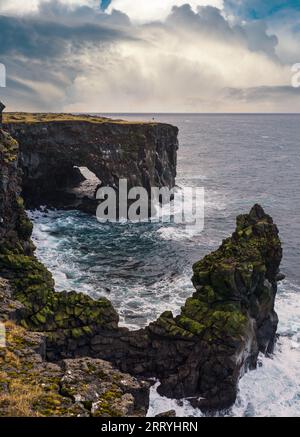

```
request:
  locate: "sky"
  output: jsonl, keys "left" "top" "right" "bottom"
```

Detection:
{"left": 0, "top": 0, "right": 299, "bottom": 112}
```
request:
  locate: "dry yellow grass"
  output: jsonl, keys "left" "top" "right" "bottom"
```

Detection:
{"left": 3, "top": 112, "right": 154, "bottom": 125}
{"left": 0, "top": 321, "right": 42, "bottom": 417}
{"left": 5, "top": 319, "right": 25, "bottom": 337}
{"left": 2, "top": 349, "right": 20, "bottom": 369}
{"left": 0, "top": 380, "right": 43, "bottom": 417}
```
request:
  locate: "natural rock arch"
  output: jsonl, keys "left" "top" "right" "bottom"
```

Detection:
{"left": 4, "top": 115, "right": 178, "bottom": 212}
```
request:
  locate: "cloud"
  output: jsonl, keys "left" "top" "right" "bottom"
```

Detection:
{"left": 222, "top": 85, "right": 300, "bottom": 112}
{"left": 225, "top": 85, "right": 300, "bottom": 100}
{"left": 0, "top": 0, "right": 136, "bottom": 60}
{"left": 166, "top": 5, "right": 278, "bottom": 58}
{"left": 63, "top": 6, "right": 293, "bottom": 113}
{"left": 223, "top": 1, "right": 300, "bottom": 64}
{"left": 0, "top": 0, "right": 99, "bottom": 15}
{"left": 107, "top": 0, "right": 224, "bottom": 23}
{"left": 0, "top": 0, "right": 298, "bottom": 112}
{"left": 0, "top": 0, "right": 134, "bottom": 110}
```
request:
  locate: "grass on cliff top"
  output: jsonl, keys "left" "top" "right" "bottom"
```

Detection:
{"left": 3, "top": 112, "right": 158, "bottom": 126}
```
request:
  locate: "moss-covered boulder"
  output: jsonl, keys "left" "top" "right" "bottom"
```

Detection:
{"left": 0, "top": 250, "right": 119, "bottom": 355}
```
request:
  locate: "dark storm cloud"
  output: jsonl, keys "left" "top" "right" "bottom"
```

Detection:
{"left": 0, "top": 2, "right": 279, "bottom": 64}
{"left": 0, "top": 7, "right": 131, "bottom": 59}
{"left": 0, "top": 0, "right": 135, "bottom": 110}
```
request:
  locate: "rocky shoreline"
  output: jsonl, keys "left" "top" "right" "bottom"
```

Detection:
{"left": 0, "top": 118, "right": 284, "bottom": 416}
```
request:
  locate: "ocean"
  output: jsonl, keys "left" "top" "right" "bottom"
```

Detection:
{"left": 28, "top": 114, "right": 300, "bottom": 417}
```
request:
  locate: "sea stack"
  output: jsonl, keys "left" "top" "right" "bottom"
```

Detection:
{"left": 144, "top": 203, "right": 282, "bottom": 409}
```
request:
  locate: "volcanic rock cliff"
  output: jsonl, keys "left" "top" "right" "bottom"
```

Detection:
{"left": 0, "top": 127, "right": 150, "bottom": 416}
{"left": 3, "top": 113, "right": 179, "bottom": 212}
{"left": 0, "top": 120, "right": 284, "bottom": 415}
{"left": 0, "top": 129, "right": 33, "bottom": 255}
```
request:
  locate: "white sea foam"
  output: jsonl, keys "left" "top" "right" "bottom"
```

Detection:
{"left": 28, "top": 209, "right": 196, "bottom": 329}
{"left": 147, "top": 382, "right": 204, "bottom": 417}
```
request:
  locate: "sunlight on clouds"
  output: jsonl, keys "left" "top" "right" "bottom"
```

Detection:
{"left": 107, "top": 0, "right": 224, "bottom": 23}
{"left": 0, "top": 0, "right": 40, "bottom": 14}
{"left": 64, "top": 24, "right": 292, "bottom": 113}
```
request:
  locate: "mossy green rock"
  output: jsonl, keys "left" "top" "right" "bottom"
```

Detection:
{"left": 0, "top": 251, "right": 119, "bottom": 340}
{"left": 144, "top": 204, "right": 282, "bottom": 410}
{"left": 150, "top": 204, "right": 281, "bottom": 348}
{"left": 0, "top": 130, "right": 18, "bottom": 163}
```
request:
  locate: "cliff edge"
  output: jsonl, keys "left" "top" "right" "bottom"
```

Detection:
{"left": 3, "top": 113, "right": 179, "bottom": 213}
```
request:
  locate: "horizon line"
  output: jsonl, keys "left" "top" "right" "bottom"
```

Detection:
{"left": 96, "top": 112, "right": 300, "bottom": 115}
{"left": 4, "top": 111, "right": 300, "bottom": 116}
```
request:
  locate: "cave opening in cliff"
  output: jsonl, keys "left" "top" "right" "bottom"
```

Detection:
{"left": 20, "top": 165, "right": 102, "bottom": 211}
{"left": 71, "top": 166, "right": 101, "bottom": 197}
{"left": 76, "top": 166, "right": 100, "bottom": 183}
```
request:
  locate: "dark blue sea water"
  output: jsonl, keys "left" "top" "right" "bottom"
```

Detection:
{"left": 29, "top": 114, "right": 300, "bottom": 417}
